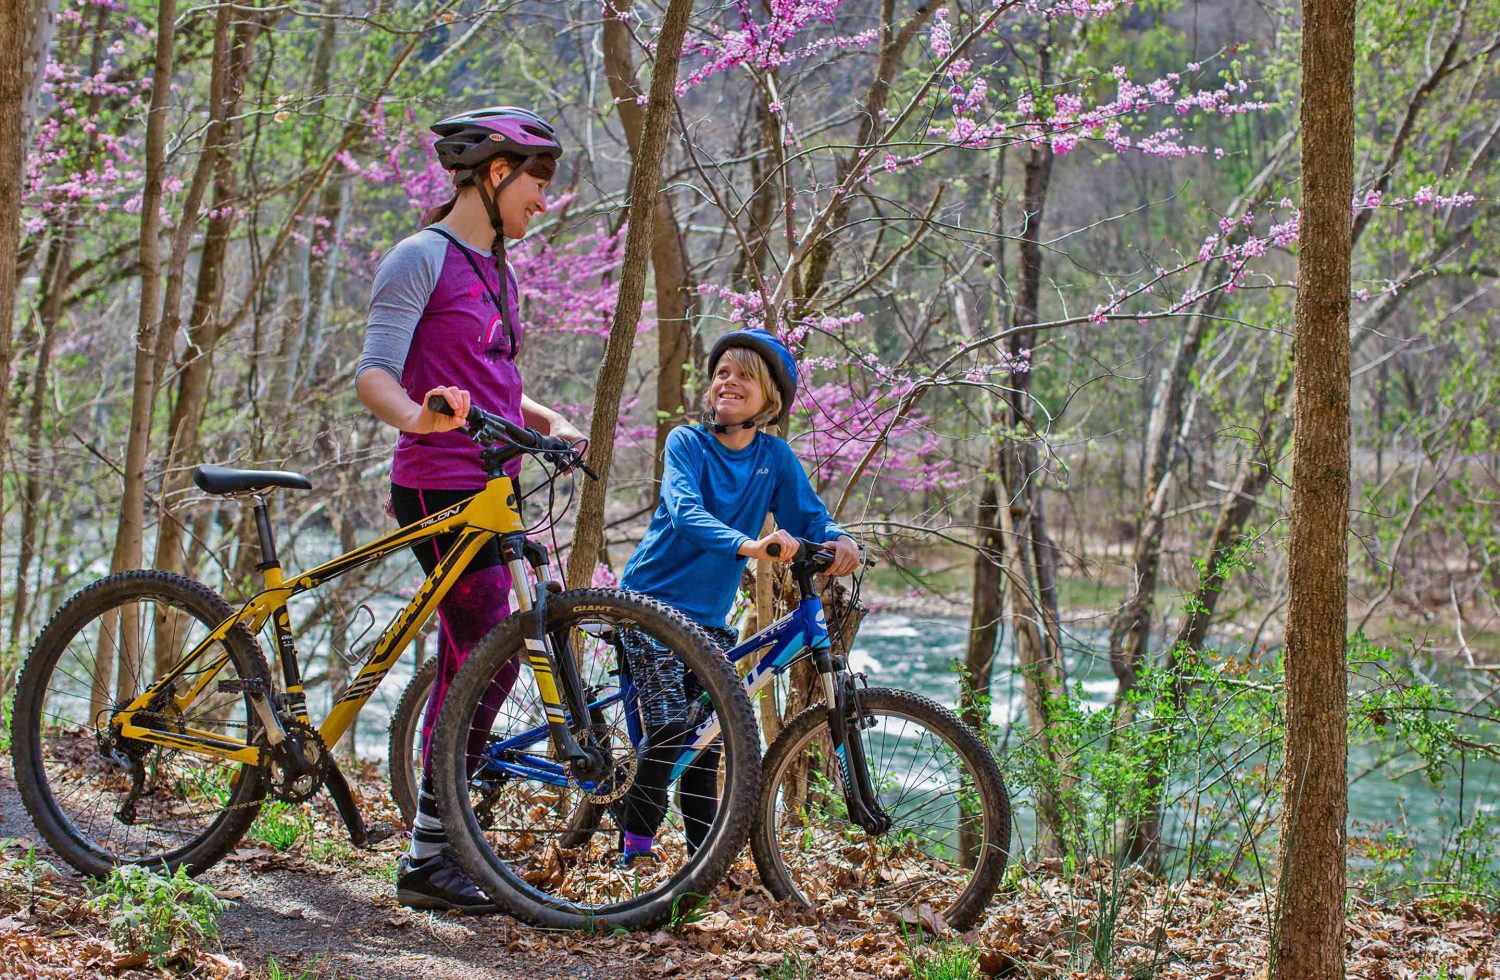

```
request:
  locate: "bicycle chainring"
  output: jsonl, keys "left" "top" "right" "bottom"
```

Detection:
{"left": 264, "top": 720, "right": 330, "bottom": 804}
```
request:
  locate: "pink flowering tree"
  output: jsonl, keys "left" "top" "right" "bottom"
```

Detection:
{"left": 646, "top": 0, "right": 1275, "bottom": 528}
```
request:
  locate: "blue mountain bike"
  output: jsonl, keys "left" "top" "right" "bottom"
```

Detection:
{"left": 428, "top": 532, "right": 1010, "bottom": 931}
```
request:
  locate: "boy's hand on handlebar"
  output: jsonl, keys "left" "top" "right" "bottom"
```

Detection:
{"left": 824, "top": 536, "right": 861, "bottom": 576}
{"left": 741, "top": 529, "right": 799, "bottom": 564}
{"left": 417, "top": 386, "right": 470, "bottom": 433}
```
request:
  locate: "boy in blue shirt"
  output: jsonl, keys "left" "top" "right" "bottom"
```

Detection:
{"left": 615, "top": 328, "right": 859, "bottom": 864}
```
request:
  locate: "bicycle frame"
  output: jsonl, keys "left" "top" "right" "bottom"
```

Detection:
{"left": 473, "top": 578, "right": 888, "bottom": 832}
{"left": 111, "top": 475, "right": 537, "bottom": 766}
{"left": 474, "top": 593, "right": 831, "bottom": 786}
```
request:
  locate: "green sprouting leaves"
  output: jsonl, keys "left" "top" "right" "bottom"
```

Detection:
{"left": 87, "top": 864, "right": 226, "bottom": 968}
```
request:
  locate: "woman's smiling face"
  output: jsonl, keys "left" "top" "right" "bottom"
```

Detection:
{"left": 710, "top": 356, "right": 767, "bottom": 425}
{"left": 491, "top": 162, "right": 550, "bottom": 239}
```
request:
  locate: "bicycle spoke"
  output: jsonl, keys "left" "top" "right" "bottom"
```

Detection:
{"left": 759, "top": 690, "right": 1008, "bottom": 930}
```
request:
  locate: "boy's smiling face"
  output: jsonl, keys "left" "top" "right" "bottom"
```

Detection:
{"left": 710, "top": 354, "right": 767, "bottom": 426}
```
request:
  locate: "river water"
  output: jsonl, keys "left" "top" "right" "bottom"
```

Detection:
{"left": 850, "top": 614, "right": 1500, "bottom": 876}
{"left": 325, "top": 606, "right": 1493, "bottom": 874}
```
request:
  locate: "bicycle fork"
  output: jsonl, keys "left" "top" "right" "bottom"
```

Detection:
{"left": 815, "top": 651, "right": 892, "bottom": 836}
{"left": 502, "top": 535, "right": 598, "bottom": 775}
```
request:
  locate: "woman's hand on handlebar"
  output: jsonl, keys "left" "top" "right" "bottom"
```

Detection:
{"left": 417, "top": 386, "right": 470, "bottom": 434}
{"left": 740, "top": 529, "right": 799, "bottom": 565}
{"left": 547, "top": 416, "right": 586, "bottom": 445}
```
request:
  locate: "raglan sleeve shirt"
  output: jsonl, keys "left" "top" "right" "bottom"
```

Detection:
{"left": 769, "top": 438, "right": 846, "bottom": 545}
{"left": 658, "top": 427, "right": 753, "bottom": 557}
{"left": 356, "top": 232, "right": 447, "bottom": 384}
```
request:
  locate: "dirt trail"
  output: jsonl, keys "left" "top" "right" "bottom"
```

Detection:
{"left": 0, "top": 762, "right": 622, "bottom": 979}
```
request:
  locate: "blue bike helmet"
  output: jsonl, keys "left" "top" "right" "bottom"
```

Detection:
{"left": 706, "top": 328, "right": 798, "bottom": 429}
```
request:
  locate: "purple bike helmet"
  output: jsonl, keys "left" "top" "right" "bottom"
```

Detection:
{"left": 429, "top": 107, "right": 563, "bottom": 357}
{"left": 430, "top": 106, "right": 563, "bottom": 186}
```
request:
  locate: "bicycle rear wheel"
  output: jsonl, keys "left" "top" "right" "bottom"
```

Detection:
{"left": 752, "top": 687, "right": 1010, "bottom": 932}
{"left": 10, "top": 571, "right": 268, "bottom": 877}
{"left": 432, "top": 589, "right": 761, "bottom": 931}
{"left": 387, "top": 656, "right": 437, "bottom": 829}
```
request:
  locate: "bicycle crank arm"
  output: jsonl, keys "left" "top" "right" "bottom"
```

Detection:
{"left": 322, "top": 759, "right": 369, "bottom": 847}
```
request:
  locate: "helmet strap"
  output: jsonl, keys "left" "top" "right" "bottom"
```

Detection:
{"left": 473, "top": 155, "right": 537, "bottom": 357}
{"left": 701, "top": 409, "right": 757, "bottom": 433}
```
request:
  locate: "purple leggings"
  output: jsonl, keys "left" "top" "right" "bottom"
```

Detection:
{"left": 419, "top": 564, "right": 519, "bottom": 771}
{"left": 389, "top": 484, "right": 519, "bottom": 774}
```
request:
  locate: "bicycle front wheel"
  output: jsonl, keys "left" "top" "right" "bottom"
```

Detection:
{"left": 752, "top": 687, "right": 1011, "bottom": 932}
{"left": 432, "top": 589, "right": 761, "bottom": 931}
{"left": 10, "top": 571, "right": 268, "bottom": 877}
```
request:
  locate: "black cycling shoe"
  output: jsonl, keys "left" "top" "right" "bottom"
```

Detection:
{"left": 396, "top": 848, "right": 499, "bottom": 914}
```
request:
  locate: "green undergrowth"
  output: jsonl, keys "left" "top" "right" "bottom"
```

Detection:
{"left": 87, "top": 864, "right": 226, "bottom": 968}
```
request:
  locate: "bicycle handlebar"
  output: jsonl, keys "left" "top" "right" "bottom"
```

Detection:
{"left": 766, "top": 538, "right": 836, "bottom": 572}
{"left": 426, "top": 395, "right": 598, "bottom": 479}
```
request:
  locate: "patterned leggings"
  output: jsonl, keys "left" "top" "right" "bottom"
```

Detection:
{"left": 616, "top": 624, "right": 739, "bottom": 850}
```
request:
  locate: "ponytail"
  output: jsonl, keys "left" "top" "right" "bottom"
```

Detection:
{"left": 421, "top": 193, "right": 458, "bottom": 227}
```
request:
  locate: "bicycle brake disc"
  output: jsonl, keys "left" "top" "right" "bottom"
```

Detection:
{"left": 573, "top": 737, "right": 637, "bottom": 804}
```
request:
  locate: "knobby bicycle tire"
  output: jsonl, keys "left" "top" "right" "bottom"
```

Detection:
{"left": 432, "top": 588, "right": 762, "bottom": 931}
{"left": 11, "top": 570, "right": 269, "bottom": 878}
{"left": 751, "top": 687, "right": 1011, "bottom": 932}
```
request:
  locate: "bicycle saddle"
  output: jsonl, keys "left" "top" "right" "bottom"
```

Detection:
{"left": 192, "top": 464, "right": 313, "bottom": 495}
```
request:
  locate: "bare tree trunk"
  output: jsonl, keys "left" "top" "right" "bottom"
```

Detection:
{"left": 1121, "top": 371, "right": 1291, "bottom": 864}
{"left": 1272, "top": 0, "right": 1354, "bottom": 969}
{"left": 600, "top": 0, "right": 695, "bottom": 497}
{"left": 0, "top": 0, "right": 58, "bottom": 688}
{"left": 279, "top": 1, "right": 342, "bottom": 401}
{"left": 97, "top": 0, "right": 178, "bottom": 716}
{"left": 11, "top": 236, "right": 66, "bottom": 651}
{"left": 736, "top": 94, "right": 784, "bottom": 289}
{"left": 153, "top": 14, "right": 264, "bottom": 588}
{"left": 998, "top": 86, "right": 1069, "bottom": 857}
{"left": 10, "top": 3, "right": 108, "bottom": 651}
{"left": 1122, "top": 186, "right": 1477, "bottom": 868}
{"left": 1104, "top": 130, "right": 1296, "bottom": 714}
{"left": 565, "top": 0, "right": 695, "bottom": 590}
{"left": 960, "top": 149, "right": 1009, "bottom": 746}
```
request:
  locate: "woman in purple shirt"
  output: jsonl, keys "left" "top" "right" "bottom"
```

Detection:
{"left": 356, "top": 107, "right": 582, "bottom": 913}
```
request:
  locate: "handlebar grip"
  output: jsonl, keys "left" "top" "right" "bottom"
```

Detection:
{"left": 426, "top": 395, "right": 540, "bottom": 446}
{"left": 765, "top": 539, "right": 827, "bottom": 561}
{"left": 424, "top": 395, "right": 595, "bottom": 476}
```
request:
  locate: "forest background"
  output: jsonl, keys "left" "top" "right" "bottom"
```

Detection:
{"left": 0, "top": 0, "right": 1497, "bottom": 976}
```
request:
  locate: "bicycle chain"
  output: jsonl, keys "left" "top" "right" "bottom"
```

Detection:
{"left": 85, "top": 710, "right": 308, "bottom": 821}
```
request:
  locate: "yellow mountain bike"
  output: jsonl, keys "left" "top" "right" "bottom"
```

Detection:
{"left": 11, "top": 403, "right": 761, "bottom": 930}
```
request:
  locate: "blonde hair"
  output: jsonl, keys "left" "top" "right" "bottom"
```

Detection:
{"left": 707, "top": 346, "right": 783, "bottom": 429}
